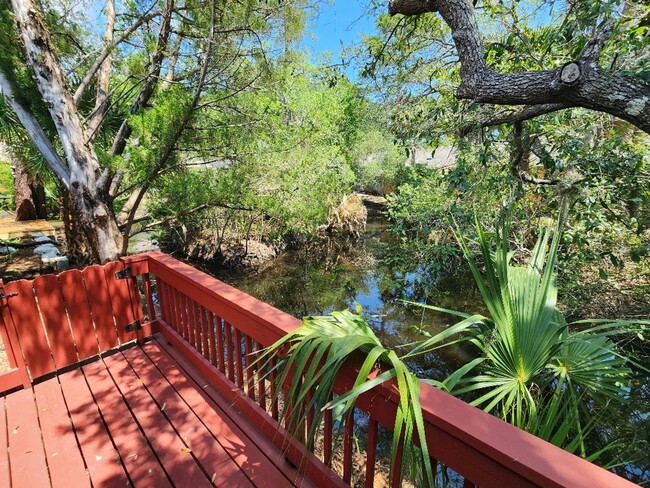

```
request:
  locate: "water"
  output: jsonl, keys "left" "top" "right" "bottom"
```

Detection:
{"left": 200, "top": 212, "right": 482, "bottom": 381}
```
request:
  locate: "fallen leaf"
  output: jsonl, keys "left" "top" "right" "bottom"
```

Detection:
{"left": 211, "top": 473, "right": 217, "bottom": 483}
{"left": 52, "top": 452, "right": 58, "bottom": 457}
{"left": 161, "top": 402, "right": 167, "bottom": 412}
{"left": 12, "top": 426, "right": 19, "bottom": 434}
{"left": 95, "top": 455, "right": 103, "bottom": 461}
{"left": 180, "top": 447, "right": 192, "bottom": 454}
{"left": 127, "top": 453, "right": 139, "bottom": 461}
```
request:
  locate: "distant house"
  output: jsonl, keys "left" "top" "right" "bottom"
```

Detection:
{"left": 407, "top": 147, "right": 457, "bottom": 173}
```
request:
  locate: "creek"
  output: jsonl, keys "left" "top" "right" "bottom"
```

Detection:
{"left": 199, "top": 211, "right": 481, "bottom": 382}
{"left": 194, "top": 210, "right": 649, "bottom": 484}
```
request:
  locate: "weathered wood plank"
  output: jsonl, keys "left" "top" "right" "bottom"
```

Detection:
{"left": 6, "top": 388, "right": 50, "bottom": 487}
{"left": 146, "top": 339, "right": 315, "bottom": 487}
{"left": 123, "top": 346, "right": 253, "bottom": 487}
{"left": 58, "top": 368, "right": 129, "bottom": 487}
{"left": 58, "top": 269, "right": 99, "bottom": 360}
{"left": 81, "top": 264, "right": 120, "bottom": 352}
{"left": 33, "top": 274, "right": 78, "bottom": 369}
{"left": 34, "top": 379, "right": 90, "bottom": 488}
{"left": 152, "top": 332, "right": 332, "bottom": 487}
{"left": 0, "top": 397, "right": 11, "bottom": 488}
{"left": 82, "top": 360, "right": 171, "bottom": 486}
{"left": 102, "top": 352, "right": 212, "bottom": 487}
{"left": 103, "top": 261, "right": 136, "bottom": 346}
{"left": 4, "top": 280, "right": 54, "bottom": 379}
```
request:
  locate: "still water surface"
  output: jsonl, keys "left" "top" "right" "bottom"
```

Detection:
{"left": 201, "top": 213, "right": 481, "bottom": 380}
{"left": 194, "top": 212, "right": 648, "bottom": 484}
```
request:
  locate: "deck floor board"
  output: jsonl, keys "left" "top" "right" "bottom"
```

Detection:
{"left": 5, "top": 387, "right": 51, "bottom": 487}
{"left": 123, "top": 345, "right": 254, "bottom": 487}
{"left": 102, "top": 351, "right": 214, "bottom": 487}
{"left": 82, "top": 359, "right": 174, "bottom": 487}
{"left": 0, "top": 340, "right": 305, "bottom": 487}
{"left": 34, "top": 378, "right": 90, "bottom": 488}
{"left": 151, "top": 339, "right": 314, "bottom": 488}
{"left": 0, "top": 399, "right": 10, "bottom": 488}
{"left": 58, "top": 366, "right": 130, "bottom": 487}
{"left": 144, "top": 340, "right": 302, "bottom": 487}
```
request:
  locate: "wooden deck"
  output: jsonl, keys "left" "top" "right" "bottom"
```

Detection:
{"left": 0, "top": 252, "right": 639, "bottom": 488}
{"left": 0, "top": 337, "right": 309, "bottom": 487}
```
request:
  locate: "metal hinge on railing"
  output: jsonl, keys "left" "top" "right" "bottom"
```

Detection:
{"left": 125, "top": 320, "right": 142, "bottom": 333}
{"left": 115, "top": 267, "right": 133, "bottom": 280}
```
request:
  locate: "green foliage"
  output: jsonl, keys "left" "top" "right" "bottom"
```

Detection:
{"left": 257, "top": 309, "right": 435, "bottom": 487}
{"left": 149, "top": 58, "right": 406, "bottom": 249}
{"left": 0, "top": 159, "right": 13, "bottom": 211}
{"left": 258, "top": 215, "right": 648, "bottom": 484}
{"left": 408, "top": 216, "right": 648, "bottom": 459}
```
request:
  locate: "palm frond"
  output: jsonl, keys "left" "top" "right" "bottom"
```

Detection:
{"left": 255, "top": 310, "right": 435, "bottom": 487}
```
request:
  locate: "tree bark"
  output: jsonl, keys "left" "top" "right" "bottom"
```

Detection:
{"left": 119, "top": 0, "right": 216, "bottom": 255}
{"left": 0, "top": 69, "right": 71, "bottom": 187}
{"left": 10, "top": 0, "right": 122, "bottom": 263}
{"left": 388, "top": 0, "right": 650, "bottom": 134}
{"left": 14, "top": 155, "right": 47, "bottom": 221}
{"left": 72, "top": 9, "right": 159, "bottom": 106}
{"left": 110, "top": 0, "right": 175, "bottom": 157}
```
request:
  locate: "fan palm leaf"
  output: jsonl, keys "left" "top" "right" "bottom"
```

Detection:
{"left": 256, "top": 309, "right": 435, "bottom": 487}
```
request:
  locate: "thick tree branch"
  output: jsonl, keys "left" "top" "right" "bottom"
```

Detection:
{"left": 11, "top": 0, "right": 122, "bottom": 262}
{"left": 0, "top": 69, "right": 71, "bottom": 188}
{"left": 119, "top": 0, "right": 216, "bottom": 255}
{"left": 85, "top": 0, "right": 115, "bottom": 141}
{"left": 110, "top": 0, "right": 175, "bottom": 157}
{"left": 460, "top": 103, "right": 568, "bottom": 135}
{"left": 580, "top": 19, "right": 614, "bottom": 61}
{"left": 388, "top": 0, "right": 438, "bottom": 16}
{"left": 388, "top": 0, "right": 650, "bottom": 134}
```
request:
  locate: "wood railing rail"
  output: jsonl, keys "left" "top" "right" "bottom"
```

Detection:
{"left": 0, "top": 252, "right": 637, "bottom": 488}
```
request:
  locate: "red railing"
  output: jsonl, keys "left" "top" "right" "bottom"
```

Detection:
{"left": 0, "top": 252, "right": 637, "bottom": 487}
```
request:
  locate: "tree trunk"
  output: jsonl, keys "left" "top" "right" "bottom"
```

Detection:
{"left": 10, "top": 0, "right": 122, "bottom": 263}
{"left": 14, "top": 156, "right": 47, "bottom": 221}
{"left": 60, "top": 191, "right": 92, "bottom": 265}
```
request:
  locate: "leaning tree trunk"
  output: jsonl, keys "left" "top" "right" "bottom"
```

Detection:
{"left": 13, "top": 155, "right": 47, "bottom": 221}
{"left": 10, "top": 0, "right": 122, "bottom": 263}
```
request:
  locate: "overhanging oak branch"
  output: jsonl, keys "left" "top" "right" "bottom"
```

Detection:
{"left": 388, "top": 0, "right": 650, "bottom": 134}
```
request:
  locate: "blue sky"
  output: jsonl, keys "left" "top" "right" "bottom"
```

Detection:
{"left": 301, "top": 1, "right": 378, "bottom": 70}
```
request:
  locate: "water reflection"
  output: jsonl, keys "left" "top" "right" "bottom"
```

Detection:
{"left": 192, "top": 213, "right": 649, "bottom": 484}
{"left": 199, "top": 214, "right": 482, "bottom": 380}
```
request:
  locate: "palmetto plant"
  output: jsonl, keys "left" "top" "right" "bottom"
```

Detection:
{"left": 257, "top": 309, "right": 437, "bottom": 486}
{"left": 257, "top": 215, "right": 648, "bottom": 483}
{"left": 407, "top": 216, "right": 647, "bottom": 458}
